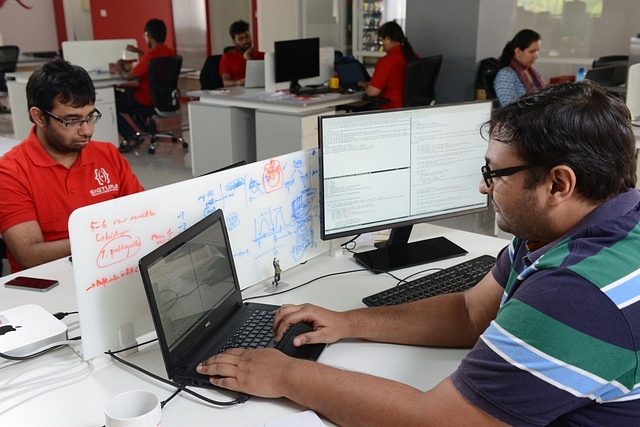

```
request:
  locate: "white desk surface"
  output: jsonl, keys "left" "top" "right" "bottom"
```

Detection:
{"left": 188, "top": 87, "right": 363, "bottom": 115}
{"left": 0, "top": 224, "right": 509, "bottom": 426}
{"left": 0, "top": 136, "right": 20, "bottom": 157}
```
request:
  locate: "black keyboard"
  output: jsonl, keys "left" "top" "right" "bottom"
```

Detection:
{"left": 296, "top": 86, "right": 331, "bottom": 95}
{"left": 219, "top": 310, "right": 274, "bottom": 353}
{"left": 362, "top": 255, "right": 496, "bottom": 307}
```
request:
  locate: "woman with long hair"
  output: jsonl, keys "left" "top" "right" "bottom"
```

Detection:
{"left": 358, "top": 21, "right": 418, "bottom": 109}
{"left": 493, "top": 29, "right": 545, "bottom": 107}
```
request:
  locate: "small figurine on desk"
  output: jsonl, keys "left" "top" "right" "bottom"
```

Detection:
{"left": 272, "top": 258, "right": 281, "bottom": 287}
{"left": 265, "top": 257, "right": 287, "bottom": 293}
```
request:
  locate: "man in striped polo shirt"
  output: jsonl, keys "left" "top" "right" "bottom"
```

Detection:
{"left": 197, "top": 80, "right": 640, "bottom": 426}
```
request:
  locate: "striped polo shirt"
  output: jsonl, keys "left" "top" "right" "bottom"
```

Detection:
{"left": 452, "top": 189, "right": 640, "bottom": 426}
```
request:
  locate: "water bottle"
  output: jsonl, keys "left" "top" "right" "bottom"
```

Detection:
{"left": 575, "top": 67, "right": 586, "bottom": 82}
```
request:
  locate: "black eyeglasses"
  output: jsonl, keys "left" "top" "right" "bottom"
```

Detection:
{"left": 481, "top": 163, "right": 547, "bottom": 187}
{"left": 44, "top": 109, "right": 102, "bottom": 130}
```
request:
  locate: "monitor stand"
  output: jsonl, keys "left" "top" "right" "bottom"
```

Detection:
{"left": 352, "top": 225, "right": 468, "bottom": 273}
{"left": 289, "top": 79, "right": 301, "bottom": 94}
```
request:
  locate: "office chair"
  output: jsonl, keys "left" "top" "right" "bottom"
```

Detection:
{"left": 199, "top": 54, "right": 223, "bottom": 90}
{"left": 129, "top": 56, "right": 188, "bottom": 155}
{"left": 403, "top": 54, "right": 443, "bottom": 107}
{"left": 592, "top": 55, "right": 628, "bottom": 87}
{"left": 0, "top": 45, "right": 20, "bottom": 114}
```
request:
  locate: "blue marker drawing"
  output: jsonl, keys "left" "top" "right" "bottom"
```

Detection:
{"left": 227, "top": 212, "right": 240, "bottom": 231}
{"left": 253, "top": 206, "right": 292, "bottom": 248}
{"left": 226, "top": 176, "right": 245, "bottom": 191}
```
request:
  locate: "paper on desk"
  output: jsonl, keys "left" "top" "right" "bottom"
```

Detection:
{"left": 252, "top": 410, "right": 325, "bottom": 427}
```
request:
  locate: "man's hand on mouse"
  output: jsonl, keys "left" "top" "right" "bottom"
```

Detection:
{"left": 272, "top": 303, "right": 349, "bottom": 346}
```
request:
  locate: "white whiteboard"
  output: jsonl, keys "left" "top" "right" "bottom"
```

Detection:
{"left": 68, "top": 148, "right": 328, "bottom": 359}
{"left": 62, "top": 39, "right": 138, "bottom": 73}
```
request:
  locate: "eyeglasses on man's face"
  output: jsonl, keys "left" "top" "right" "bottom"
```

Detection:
{"left": 44, "top": 109, "right": 102, "bottom": 130}
{"left": 481, "top": 163, "right": 547, "bottom": 188}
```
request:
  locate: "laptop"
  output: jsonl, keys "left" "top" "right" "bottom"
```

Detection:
{"left": 585, "top": 66, "right": 616, "bottom": 88}
{"left": 335, "top": 60, "right": 370, "bottom": 91}
{"left": 139, "top": 209, "right": 325, "bottom": 388}
{"left": 244, "top": 60, "right": 265, "bottom": 88}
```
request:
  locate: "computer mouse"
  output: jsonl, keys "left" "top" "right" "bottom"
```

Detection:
{"left": 347, "top": 88, "right": 354, "bottom": 93}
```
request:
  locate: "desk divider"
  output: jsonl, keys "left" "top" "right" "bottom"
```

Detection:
{"left": 69, "top": 148, "right": 328, "bottom": 359}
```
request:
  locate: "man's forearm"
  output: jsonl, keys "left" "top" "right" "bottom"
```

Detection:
{"left": 17, "top": 239, "right": 71, "bottom": 269}
{"left": 285, "top": 361, "right": 424, "bottom": 427}
{"left": 344, "top": 293, "right": 481, "bottom": 348}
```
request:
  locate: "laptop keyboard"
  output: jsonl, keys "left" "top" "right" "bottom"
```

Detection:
{"left": 219, "top": 309, "right": 275, "bottom": 353}
{"left": 362, "top": 255, "right": 496, "bottom": 307}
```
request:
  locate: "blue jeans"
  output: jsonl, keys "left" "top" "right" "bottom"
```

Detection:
{"left": 115, "top": 87, "right": 147, "bottom": 142}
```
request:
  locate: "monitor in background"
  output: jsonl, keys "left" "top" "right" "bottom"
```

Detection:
{"left": 319, "top": 101, "right": 492, "bottom": 273}
{"left": 274, "top": 37, "right": 320, "bottom": 93}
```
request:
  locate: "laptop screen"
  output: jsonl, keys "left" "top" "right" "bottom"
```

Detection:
{"left": 336, "top": 61, "right": 367, "bottom": 86}
{"left": 140, "top": 210, "right": 243, "bottom": 364}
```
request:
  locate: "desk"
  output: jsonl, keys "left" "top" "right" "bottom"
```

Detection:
{"left": 0, "top": 224, "right": 508, "bottom": 426}
{"left": 6, "top": 71, "right": 126, "bottom": 146}
{"left": 187, "top": 88, "right": 362, "bottom": 176}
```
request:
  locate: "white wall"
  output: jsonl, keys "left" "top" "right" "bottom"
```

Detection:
{"left": 208, "top": 0, "right": 252, "bottom": 54}
{"left": 257, "top": 0, "right": 300, "bottom": 52}
{"left": 0, "top": 1, "right": 59, "bottom": 52}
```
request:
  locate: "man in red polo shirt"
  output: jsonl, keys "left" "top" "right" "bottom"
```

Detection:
{"left": 116, "top": 18, "right": 175, "bottom": 152}
{"left": 220, "top": 20, "right": 265, "bottom": 87}
{"left": 0, "top": 60, "right": 144, "bottom": 273}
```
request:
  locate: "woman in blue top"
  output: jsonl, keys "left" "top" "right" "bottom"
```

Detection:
{"left": 493, "top": 29, "right": 546, "bottom": 107}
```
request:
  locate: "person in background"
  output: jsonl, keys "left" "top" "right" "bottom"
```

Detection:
{"left": 0, "top": 60, "right": 144, "bottom": 273}
{"left": 115, "top": 18, "right": 175, "bottom": 153}
{"left": 220, "top": 20, "right": 264, "bottom": 87}
{"left": 357, "top": 21, "right": 418, "bottom": 109}
{"left": 493, "top": 29, "right": 545, "bottom": 107}
{"left": 197, "top": 81, "right": 640, "bottom": 425}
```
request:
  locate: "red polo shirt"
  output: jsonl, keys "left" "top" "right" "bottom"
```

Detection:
{"left": 369, "top": 45, "right": 417, "bottom": 110}
{"left": 0, "top": 127, "right": 144, "bottom": 272}
{"left": 219, "top": 49, "right": 265, "bottom": 80}
{"left": 132, "top": 44, "right": 176, "bottom": 106}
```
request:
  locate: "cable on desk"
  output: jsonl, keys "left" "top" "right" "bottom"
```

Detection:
{"left": 52, "top": 311, "right": 78, "bottom": 320}
{"left": 0, "top": 339, "right": 81, "bottom": 361}
{"left": 340, "top": 234, "right": 361, "bottom": 251}
{"left": 0, "top": 357, "right": 94, "bottom": 415}
{"left": 242, "top": 267, "right": 370, "bottom": 301}
{"left": 106, "top": 348, "right": 249, "bottom": 407}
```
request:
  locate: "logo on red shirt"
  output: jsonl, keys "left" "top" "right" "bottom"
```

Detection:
{"left": 91, "top": 167, "right": 119, "bottom": 197}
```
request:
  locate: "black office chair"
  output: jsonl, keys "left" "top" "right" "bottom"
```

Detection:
{"left": 0, "top": 237, "right": 8, "bottom": 276}
{"left": 130, "top": 56, "right": 188, "bottom": 155}
{"left": 403, "top": 54, "right": 442, "bottom": 107}
{"left": 0, "top": 45, "right": 20, "bottom": 114}
{"left": 592, "top": 55, "right": 628, "bottom": 87}
{"left": 200, "top": 54, "right": 223, "bottom": 90}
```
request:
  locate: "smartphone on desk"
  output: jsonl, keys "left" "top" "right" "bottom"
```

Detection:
{"left": 4, "top": 276, "right": 60, "bottom": 292}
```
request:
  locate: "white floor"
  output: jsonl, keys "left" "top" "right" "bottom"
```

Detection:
{"left": 0, "top": 100, "right": 499, "bottom": 239}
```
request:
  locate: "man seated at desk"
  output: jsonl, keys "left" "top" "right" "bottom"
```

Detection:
{"left": 0, "top": 60, "right": 144, "bottom": 273}
{"left": 220, "top": 19, "right": 264, "bottom": 88}
{"left": 198, "top": 81, "right": 640, "bottom": 425}
{"left": 115, "top": 18, "right": 175, "bottom": 153}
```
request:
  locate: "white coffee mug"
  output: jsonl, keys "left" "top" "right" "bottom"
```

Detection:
{"left": 105, "top": 390, "right": 162, "bottom": 427}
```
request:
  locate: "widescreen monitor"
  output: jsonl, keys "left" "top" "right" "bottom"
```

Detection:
{"left": 318, "top": 101, "right": 493, "bottom": 272}
{"left": 274, "top": 37, "right": 320, "bottom": 93}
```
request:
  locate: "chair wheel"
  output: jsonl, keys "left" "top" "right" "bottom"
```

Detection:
{"left": 182, "top": 142, "right": 188, "bottom": 150}
{"left": 172, "top": 137, "right": 178, "bottom": 143}
{"left": 147, "top": 147, "right": 156, "bottom": 155}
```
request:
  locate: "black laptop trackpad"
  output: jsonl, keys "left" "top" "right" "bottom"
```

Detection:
{"left": 276, "top": 322, "right": 326, "bottom": 361}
